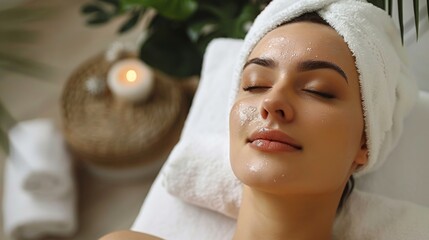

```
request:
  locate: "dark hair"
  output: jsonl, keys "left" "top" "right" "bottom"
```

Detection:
{"left": 281, "top": 12, "right": 355, "bottom": 212}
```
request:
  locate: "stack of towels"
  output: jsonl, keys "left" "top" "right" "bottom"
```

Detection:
{"left": 3, "top": 119, "right": 77, "bottom": 239}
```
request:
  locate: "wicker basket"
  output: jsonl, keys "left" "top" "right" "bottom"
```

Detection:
{"left": 61, "top": 52, "right": 187, "bottom": 169}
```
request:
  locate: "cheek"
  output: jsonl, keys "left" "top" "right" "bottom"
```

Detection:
{"left": 229, "top": 100, "right": 278, "bottom": 186}
{"left": 299, "top": 103, "right": 363, "bottom": 187}
{"left": 229, "top": 100, "right": 263, "bottom": 138}
{"left": 229, "top": 101, "right": 258, "bottom": 164}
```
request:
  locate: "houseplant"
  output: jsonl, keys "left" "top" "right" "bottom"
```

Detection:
{"left": 81, "top": 0, "right": 270, "bottom": 78}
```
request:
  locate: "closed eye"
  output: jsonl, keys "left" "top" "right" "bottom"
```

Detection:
{"left": 242, "top": 86, "right": 271, "bottom": 92}
{"left": 303, "top": 89, "right": 335, "bottom": 99}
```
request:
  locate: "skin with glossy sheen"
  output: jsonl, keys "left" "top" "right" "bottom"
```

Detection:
{"left": 230, "top": 21, "right": 368, "bottom": 240}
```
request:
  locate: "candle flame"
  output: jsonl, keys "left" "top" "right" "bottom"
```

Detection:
{"left": 126, "top": 70, "right": 137, "bottom": 82}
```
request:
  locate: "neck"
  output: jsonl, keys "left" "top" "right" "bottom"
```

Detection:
{"left": 233, "top": 186, "right": 341, "bottom": 240}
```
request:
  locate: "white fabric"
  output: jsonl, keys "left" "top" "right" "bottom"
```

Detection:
{"left": 8, "top": 119, "right": 73, "bottom": 199}
{"left": 134, "top": 172, "right": 429, "bottom": 240}
{"left": 355, "top": 90, "right": 429, "bottom": 207}
{"left": 332, "top": 190, "right": 429, "bottom": 240}
{"left": 3, "top": 160, "right": 77, "bottom": 240}
{"left": 132, "top": 170, "right": 236, "bottom": 240}
{"left": 229, "top": 0, "right": 418, "bottom": 177}
{"left": 164, "top": 39, "right": 243, "bottom": 218}
{"left": 3, "top": 119, "right": 77, "bottom": 239}
{"left": 162, "top": 38, "right": 429, "bottom": 219}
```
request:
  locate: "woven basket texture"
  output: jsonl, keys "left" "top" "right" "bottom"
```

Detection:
{"left": 61, "top": 52, "right": 185, "bottom": 168}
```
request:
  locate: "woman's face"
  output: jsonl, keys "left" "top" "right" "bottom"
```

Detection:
{"left": 229, "top": 21, "right": 368, "bottom": 196}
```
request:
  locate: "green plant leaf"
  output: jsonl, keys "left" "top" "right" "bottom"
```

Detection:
{"left": 0, "top": 52, "right": 51, "bottom": 79}
{"left": 98, "top": 0, "right": 121, "bottom": 14}
{"left": 187, "top": 19, "right": 218, "bottom": 42}
{"left": 398, "top": 0, "right": 404, "bottom": 44}
{"left": 140, "top": 24, "right": 202, "bottom": 77}
{"left": 388, "top": 0, "right": 393, "bottom": 16}
{"left": 0, "top": 101, "right": 14, "bottom": 132}
{"left": 81, "top": 4, "right": 105, "bottom": 14}
{"left": 198, "top": 4, "right": 227, "bottom": 20}
{"left": 122, "top": 0, "right": 197, "bottom": 20}
{"left": 413, "top": 0, "right": 419, "bottom": 39}
{"left": 0, "top": 7, "right": 52, "bottom": 24}
{"left": 87, "top": 12, "right": 111, "bottom": 25}
{"left": 119, "top": 9, "right": 144, "bottom": 33}
{"left": 0, "top": 128, "right": 9, "bottom": 155}
{"left": 0, "top": 30, "right": 38, "bottom": 44}
{"left": 233, "top": 3, "right": 260, "bottom": 38}
{"left": 0, "top": 100, "right": 13, "bottom": 155}
{"left": 370, "top": 0, "right": 386, "bottom": 9}
{"left": 98, "top": 0, "right": 120, "bottom": 8}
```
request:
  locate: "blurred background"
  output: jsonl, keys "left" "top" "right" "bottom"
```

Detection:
{"left": 0, "top": 1, "right": 163, "bottom": 239}
{"left": 0, "top": 0, "right": 428, "bottom": 239}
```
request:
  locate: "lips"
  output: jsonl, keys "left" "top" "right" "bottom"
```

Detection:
{"left": 247, "top": 128, "right": 302, "bottom": 152}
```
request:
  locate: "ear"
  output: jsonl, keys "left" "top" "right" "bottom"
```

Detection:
{"left": 353, "top": 132, "right": 368, "bottom": 171}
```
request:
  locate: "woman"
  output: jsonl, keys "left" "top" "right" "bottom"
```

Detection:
{"left": 101, "top": 0, "right": 417, "bottom": 239}
{"left": 229, "top": 12, "right": 367, "bottom": 240}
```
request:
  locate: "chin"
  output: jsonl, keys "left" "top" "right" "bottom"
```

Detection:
{"left": 231, "top": 155, "right": 300, "bottom": 194}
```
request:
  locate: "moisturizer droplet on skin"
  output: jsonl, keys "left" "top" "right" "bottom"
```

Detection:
{"left": 265, "top": 37, "right": 294, "bottom": 60}
{"left": 247, "top": 160, "right": 266, "bottom": 173}
{"left": 267, "top": 37, "right": 286, "bottom": 48}
{"left": 239, "top": 104, "right": 259, "bottom": 126}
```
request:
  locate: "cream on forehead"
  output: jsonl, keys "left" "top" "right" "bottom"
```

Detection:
{"left": 252, "top": 24, "right": 347, "bottom": 62}
{"left": 257, "top": 36, "right": 294, "bottom": 60}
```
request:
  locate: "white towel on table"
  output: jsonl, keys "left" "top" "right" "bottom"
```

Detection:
{"left": 3, "top": 159, "right": 77, "bottom": 240}
{"left": 3, "top": 119, "right": 77, "bottom": 239}
{"left": 8, "top": 119, "right": 73, "bottom": 199}
{"left": 333, "top": 190, "right": 429, "bottom": 240}
{"left": 163, "top": 39, "right": 243, "bottom": 218}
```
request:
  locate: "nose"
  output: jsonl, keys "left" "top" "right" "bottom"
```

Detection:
{"left": 260, "top": 90, "right": 294, "bottom": 123}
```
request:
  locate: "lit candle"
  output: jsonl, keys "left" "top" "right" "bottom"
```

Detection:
{"left": 107, "top": 58, "right": 154, "bottom": 103}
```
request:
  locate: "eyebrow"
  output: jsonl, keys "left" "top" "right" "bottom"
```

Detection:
{"left": 243, "top": 57, "right": 348, "bottom": 84}
{"left": 297, "top": 60, "right": 348, "bottom": 83}
{"left": 243, "top": 57, "right": 277, "bottom": 69}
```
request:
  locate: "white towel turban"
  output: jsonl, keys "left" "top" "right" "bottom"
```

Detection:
{"left": 229, "top": 0, "right": 418, "bottom": 177}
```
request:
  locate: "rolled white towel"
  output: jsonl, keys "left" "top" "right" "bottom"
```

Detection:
{"left": 3, "top": 159, "right": 77, "bottom": 240}
{"left": 8, "top": 119, "right": 73, "bottom": 199}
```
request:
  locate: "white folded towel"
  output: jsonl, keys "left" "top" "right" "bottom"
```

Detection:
{"left": 3, "top": 119, "right": 77, "bottom": 239}
{"left": 3, "top": 159, "right": 77, "bottom": 240}
{"left": 333, "top": 190, "right": 429, "bottom": 240}
{"left": 163, "top": 39, "right": 243, "bottom": 218}
{"left": 8, "top": 119, "right": 73, "bottom": 199}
